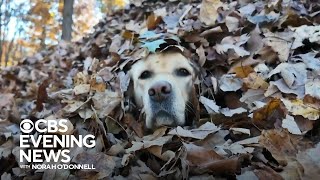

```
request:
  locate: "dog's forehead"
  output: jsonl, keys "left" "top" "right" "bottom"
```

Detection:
{"left": 131, "top": 52, "right": 192, "bottom": 74}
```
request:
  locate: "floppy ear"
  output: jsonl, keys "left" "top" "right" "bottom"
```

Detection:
{"left": 190, "top": 59, "right": 201, "bottom": 81}
{"left": 123, "top": 70, "right": 136, "bottom": 112}
{"left": 185, "top": 86, "right": 200, "bottom": 126}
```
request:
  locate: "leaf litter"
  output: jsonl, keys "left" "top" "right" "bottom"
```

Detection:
{"left": 1, "top": 0, "right": 320, "bottom": 179}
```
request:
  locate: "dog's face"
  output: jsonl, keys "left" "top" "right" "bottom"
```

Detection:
{"left": 129, "top": 52, "right": 197, "bottom": 129}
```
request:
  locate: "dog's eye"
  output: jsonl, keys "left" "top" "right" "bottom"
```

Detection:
{"left": 139, "top": 70, "right": 152, "bottom": 79}
{"left": 176, "top": 68, "right": 190, "bottom": 76}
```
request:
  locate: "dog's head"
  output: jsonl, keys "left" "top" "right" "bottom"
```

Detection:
{"left": 129, "top": 52, "right": 198, "bottom": 129}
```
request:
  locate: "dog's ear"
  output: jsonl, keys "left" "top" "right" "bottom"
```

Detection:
{"left": 123, "top": 70, "right": 135, "bottom": 111}
{"left": 124, "top": 76, "right": 134, "bottom": 100}
{"left": 185, "top": 86, "right": 200, "bottom": 126}
{"left": 190, "top": 60, "right": 201, "bottom": 79}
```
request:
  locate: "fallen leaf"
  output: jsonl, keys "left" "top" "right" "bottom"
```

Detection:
{"left": 225, "top": 16, "right": 239, "bottom": 32}
{"left": 217, "top": 140, "right": 255, "bottom": 155}
{"left": 125, "top": 136, "right": 172, "bottom": 153}
{"left": 238, "top": 3, "right": 256, "bottom": 16}
{"left": 73, "top": 84, "right": 91, "bottom": 95}
{"left": 78, "top": 108, "right": 94, "bottom": 120}
{"left": 266, "top": 79, "right": 305, "bottom": 98}
{"left": 63, "top": 100, "right": 87, "bottom": 113}
{"left": 253, "top": 99, "right": 284, "bottom": 129}
{"left": 199, "top": 0, "right": 223, "bottom": 26}
{"left": 243, "top": 72, "right": 269, "bottom": 90}
{"left": 259, "top": 129, "right": 311, "bottom": 166}
{"left": 230, "top": 127, "right": 250, "bottom": 135}
{"left": 281, "top": 98, "right": 320, "bottom": 120}
{"left": 220, "top": 107, "right": 247, "bottom": 117}
{"left": 141, "top": 39, "right": 166, "bottom": 53}
{"left": 196, "top": 45, "right": 206, "bottom": 67}
{"left": 247, "top": 12, "right": 280, "bottom": 24}
{"left": 73, "top": 151, "right": 119, "bottom": 179}
{"left": 184, "top": 143, "right": 242, "bottom": 175}
{"left": 268, "top": 63, "right": 307, "bottom": 90}
{"left": 294, "top": 52, "right": 320, "bottom": 74}
{"left": 291, "top": 25, "right": 320, "bottom": 49}
{"left": 92, "top": 90, "right": 122, "bottom": 118}
{"left": 0, "top": 140, "right": 14, "bottom": 159}
{"left": 199, "top": 96, "right": 220, "bottom": 114}
{"left": 233, "top": 65, "right": 254, "bottom": 78}
{"left": 0, "top": 94, "right": 14, "bottom": 109}
{"left": 296, "top": 143, "right": 320, "bottom": 179}
{"left": 123, "top": 113, "right": 143, "bottom": 138}
{"left": 147, "top": 13, "right": 162, "bottom": 30}
{"left": 237, "top": 170, "right": 259, "bottom": 180}
{"left": 219, "top": 74, "right": 243, "bottom": 92}
{"left": 215, "top": 44, "right": 250, "bottom": 58}
{"left": 305, "top": 78, "right": 320, "bottom": 99}
{"left": 168, "top": 122, "right": 220, "bottom": 140}
{"left": 36, "top": 79, "right": 49, "bottom": 112}
{"left": 253, "top": 162, "right": 284, "bottom": 180}
{"left": 282, "top": 115, "right": 303, "bottom": 135}
{"left": 263, "top": 31, "right": 292, "bottom": 62}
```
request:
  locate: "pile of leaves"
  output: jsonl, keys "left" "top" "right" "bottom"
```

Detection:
{"left": 1, "top": 0, "right": 320, "bottom": 179}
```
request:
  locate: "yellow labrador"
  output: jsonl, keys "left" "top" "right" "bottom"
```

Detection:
{"left": 129, "top": 51, "right": 199, "bottom": 129}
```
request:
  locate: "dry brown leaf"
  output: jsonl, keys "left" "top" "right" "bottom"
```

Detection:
{"left": 147, "top": 13, "right": 162, "bottom": 30}
{"left": 253, "top": 162, "right": 284, "bottom": 180}
{"left": 90, "top": 75, "right": 106, "bottom": 92}
{"left": 35, "top": 79, "right": 49, "bottom": 112}
{"left": 73, "top": 151, "right": 119, "bottom": 179}
{"left": 184, "top": 143, "right": 242, "bottom": 175}
{"left": 259, "top": 129, "right": 312, "bottom": 166}
{"left": 253, "top": 99, "right": 284, "bottom": 129}
{"left": 296, "top": 143, "right": 320, "bottom": 180}
{"left": 92, "top": 90, "right": 122, "bottom": 118}
{"left": 234, "top": 65, "right": 254, "bottom": 78}
{"left": 123, "top": 113, "right": 144, "bottom": 138}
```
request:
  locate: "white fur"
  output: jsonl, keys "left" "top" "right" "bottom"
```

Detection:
{"left": 129, "top": 52, "right": 195, "bottom": 129}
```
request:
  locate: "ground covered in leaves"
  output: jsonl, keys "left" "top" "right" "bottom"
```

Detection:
{"left": 1, "top": 0, "right": 320, "bottom": 179}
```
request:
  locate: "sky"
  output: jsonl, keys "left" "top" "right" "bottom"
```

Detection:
{"left": 5, "top": 0, "right": 104, "bottom": 41}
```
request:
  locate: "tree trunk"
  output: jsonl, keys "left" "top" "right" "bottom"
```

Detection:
{"left": 62, "top": 0, "right": 74, "bottom": 41}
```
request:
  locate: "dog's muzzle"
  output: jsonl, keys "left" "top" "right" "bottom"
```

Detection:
{"left": 148, "top": 81, "right": 178, "bottom": 127}
{"left": 148, "top": 81, "right": 172, "bottom": 101}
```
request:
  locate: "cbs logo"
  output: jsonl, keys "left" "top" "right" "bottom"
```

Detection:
{"left": 20, "top": 119, "right": 68, "bottom": 133}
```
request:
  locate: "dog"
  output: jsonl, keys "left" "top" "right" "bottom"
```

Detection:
{"left": 129, "top": 51, "right": 199, "bottom": 130}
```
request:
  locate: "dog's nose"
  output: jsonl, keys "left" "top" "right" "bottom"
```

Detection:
{"left": 148, "top": 81, "right": 172, "bottom": 101}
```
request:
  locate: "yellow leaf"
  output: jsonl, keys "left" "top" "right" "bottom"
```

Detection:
{"left": 114, "top": 0, "right": 128, "bottom": 7}
{"left": 243, "top": 72, "right": 269, "bottom": 90}
{"left": 199, "top": 0, "right": 223, "bottom": 26}
{"left": 281, "top": 99, "right": 320, "bottom": 120}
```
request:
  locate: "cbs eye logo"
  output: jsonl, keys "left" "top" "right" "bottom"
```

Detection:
{"left": 20, "top": 119, "right": 34, "bottom": 133}
{"left": 20, "top": 119, "right": 68, "bottom": 133}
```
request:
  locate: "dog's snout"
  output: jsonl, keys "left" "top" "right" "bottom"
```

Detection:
{"left": 148, "top": 81, "right": 172, "bottom": 101}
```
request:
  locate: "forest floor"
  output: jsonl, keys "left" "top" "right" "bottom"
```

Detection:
{"left": 1, "top": 0, "right": 320, "bottom": 179}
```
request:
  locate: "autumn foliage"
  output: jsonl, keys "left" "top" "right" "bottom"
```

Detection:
{"left": 1, "top": 0, "right": 320, "bottom": 179}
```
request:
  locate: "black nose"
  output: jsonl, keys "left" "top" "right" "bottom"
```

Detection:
{"left": 148, "top": 81, "right": 172, "bottom": 101}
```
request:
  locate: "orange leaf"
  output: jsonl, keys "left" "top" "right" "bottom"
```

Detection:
{"left": 234, "top": 65, "right": 253, "bottom": 78}
{"left": 253, "top": 99, "right": 284, "bottom": 129}
{"left": 147, "top": 13, "right": 161, "bottom": 30}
